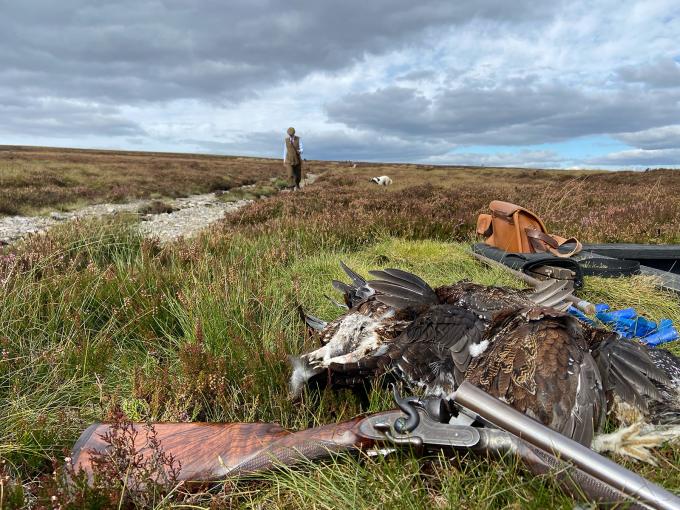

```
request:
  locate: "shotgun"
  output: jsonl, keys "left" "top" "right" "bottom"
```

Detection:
{"left": 71, "top": 383, "right": 680, "bottom": 509}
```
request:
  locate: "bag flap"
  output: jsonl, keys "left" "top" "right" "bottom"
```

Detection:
{"left": 476, "top": 214, "right": 493, "bottom": 236}
{"left": 489, "top": 200, "right": 525, "bottom": 217}
{"left": 490, "top": 200, "right": 547, "bottom": 232}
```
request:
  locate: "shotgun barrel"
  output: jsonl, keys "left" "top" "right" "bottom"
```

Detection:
{"left": 454, "top": 382, "right": 680, "bottom": 510}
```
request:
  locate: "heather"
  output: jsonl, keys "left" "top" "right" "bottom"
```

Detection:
{"left": 0, "top": 155, "right": 679, "bottom": 508}
{"left": 227, "top": 167, "right": 680, "bottom": 245}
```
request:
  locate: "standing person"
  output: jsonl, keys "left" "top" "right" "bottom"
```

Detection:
{"left": 283, "top": 127, "right": 304, "bottom": 190}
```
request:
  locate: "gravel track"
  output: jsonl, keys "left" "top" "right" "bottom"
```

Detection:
{"left": 0, "top": 173, "right": 318, "bottom": 246}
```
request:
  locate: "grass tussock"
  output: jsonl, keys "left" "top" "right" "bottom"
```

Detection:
{"left": 218, "top": 177, "right": 289, "bottom": 203}
{"left": 138, "top": 200, "right": 178, "bottom": 215}
{"left": 0, "top": 161, "right": 679, "bottom": 508}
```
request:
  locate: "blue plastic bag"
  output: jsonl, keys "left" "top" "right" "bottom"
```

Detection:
{"left": 641, "top": 327, "right": 679, "bottom": 347}
{"left": 595, "top": 303, "right": 610, "bottom": 313}
{"left": 567, "top": 302, "right": 677, "bottom": 347}
{"left": 634, "top": 316, "right": 658, "bottom": 338}
{"left": 567, "top": 306, "right": 596, "bottom": 326}
{"left": 595, "top": 307, "right": 637, "bottom": 325}
{"left": 611, "top": 318, "right": 637, "bottom": 339}
{"left": 658, "top": 318, "right": 673, "bottom": 330}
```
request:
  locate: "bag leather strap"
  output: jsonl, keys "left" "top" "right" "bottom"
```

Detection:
{"left": 525, "top": 228, "right": 582, "bottom": 258}
{"left": 287, "top": 136, "right": 302, "bottom": 162}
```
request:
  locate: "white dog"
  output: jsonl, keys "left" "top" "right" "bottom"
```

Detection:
{"left": 370, "top": 175, "right": 393, "bottom": 186}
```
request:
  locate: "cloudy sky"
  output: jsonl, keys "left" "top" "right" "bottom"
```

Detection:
{"left": 1, "top": 0, "right": 679, "bottom": 168}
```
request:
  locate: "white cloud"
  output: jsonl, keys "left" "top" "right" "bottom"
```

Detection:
{"left": 615, "top": 125, "right": 680, "bottom": 150}
{"left": 587, "top": 148, "right": 680, "bottom": 167}
{"left": 426, "top": 149, "right": 567, "bottom": 168}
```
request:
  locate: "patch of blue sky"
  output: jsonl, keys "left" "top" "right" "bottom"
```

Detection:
{"left": 450, "top": 135, "right": 632, "bottom": 159}
{"left": 385, "top": 62, "right": 416, "bottom": 79}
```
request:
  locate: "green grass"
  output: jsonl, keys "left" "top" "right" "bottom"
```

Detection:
{"left": 1, "top": 171, "right": 679, "bottom": 507}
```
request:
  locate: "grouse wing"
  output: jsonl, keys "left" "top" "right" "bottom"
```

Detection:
{"left": 376, "top": 304, "right": 487, "bottom": 396}
{"left": 367, "top": 268, "right": 439, "bottom": 309}
{"left": 332, "top": 262, "right": 375, "bottom": 309}
{"left": 589, "top": 328, "right": 677, "bottom": 425}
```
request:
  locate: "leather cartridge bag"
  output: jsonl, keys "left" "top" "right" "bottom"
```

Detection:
{"left": 476, "top": 201, "right": 582, "bottom": 257}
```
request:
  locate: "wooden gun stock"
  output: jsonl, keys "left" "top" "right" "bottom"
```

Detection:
{"left": 71, "top": 416, "right": 383, "bottom": 483}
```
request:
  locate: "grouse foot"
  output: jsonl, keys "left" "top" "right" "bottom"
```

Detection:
{"left": 591, "top": 422, "right": 680, "bottom": 465}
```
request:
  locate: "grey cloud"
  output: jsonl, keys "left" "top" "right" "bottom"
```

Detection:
{"left": 395, "top": 70, "right": 438, "bottom": 82}
{"left": 304, "top": 131, "right": 452, "bottom": 162}
{"left": 325, "top": 83, "right": 680, "bottom": 146}
{"left": 0, "top": 92, "right": 146, "bottom": 138}
{"left": 187, "top": 129, "right": 453, "bottom": 162}
{"left": 617, "top": 59, "right": 680, "bottom": 88}
{"left": 187, "top": 133, "right": 282, "bottom": 158}
{"left": 4, "top": 0, "right": 678, "bottom": 168}
{"left": 615, "top": 125, "right": 680, "bottom": 150}
{"left": 0, "top": 0, "right": 556, "bottom": 105}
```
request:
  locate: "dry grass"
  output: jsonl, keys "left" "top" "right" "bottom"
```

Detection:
{"left": 0, "top": 146, "right": 288, "bottom": 216}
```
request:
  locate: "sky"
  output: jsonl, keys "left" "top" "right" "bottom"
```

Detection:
{"left": 1, "top": 0, "right": 679, "bottom": 169}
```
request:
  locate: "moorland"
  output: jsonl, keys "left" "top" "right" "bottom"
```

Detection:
{"left": 1, "top": 146, "right": 679, "bottom": 508}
